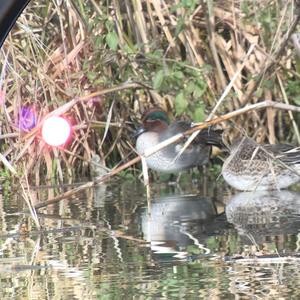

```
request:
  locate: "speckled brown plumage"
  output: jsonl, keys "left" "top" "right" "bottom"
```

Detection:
{"left": 222, "top": 137, "right": 300, "bottom": 191}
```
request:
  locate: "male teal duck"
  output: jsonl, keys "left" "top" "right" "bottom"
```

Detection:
{"left": 222, "top": 136, "right": 300, "bottom": 191}
{"left": 135, "top": 108, "right": 224, "bottom": 173}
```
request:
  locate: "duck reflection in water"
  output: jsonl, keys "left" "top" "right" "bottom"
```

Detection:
{"left": 141, "top": 194, "right": 226, "bottom": 260}
{"left": 225, "top": 190, "right": 300, "bottom": 246}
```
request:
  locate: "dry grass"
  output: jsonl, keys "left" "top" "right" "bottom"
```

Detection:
{"left": 1, "top": 0, "right": 300, "bottom": 184}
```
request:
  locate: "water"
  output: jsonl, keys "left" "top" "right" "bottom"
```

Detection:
{"left": 1, "top": 178, "right": 300, "bottom": 299}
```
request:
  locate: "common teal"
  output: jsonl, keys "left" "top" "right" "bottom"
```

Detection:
{"left": 135, "top": 108, "right": 224, "bottom": 173}
{"left": 222, "top": 136, "right": 300, "bottom": 191}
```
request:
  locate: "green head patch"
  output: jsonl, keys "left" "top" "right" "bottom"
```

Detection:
{"left": 144, "top": 110, "right": 170, "bottom": 125}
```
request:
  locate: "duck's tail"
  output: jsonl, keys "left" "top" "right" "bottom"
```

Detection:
{"left": 197, "top": 128, "right": 228, "bottom": 150}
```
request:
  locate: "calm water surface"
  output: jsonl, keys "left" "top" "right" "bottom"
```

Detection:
{"left": 1, "top": 177, "right": 300, "bottom": 299}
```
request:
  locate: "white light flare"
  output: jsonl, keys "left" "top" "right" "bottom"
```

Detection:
{"left": 42, "top": 116, "right": 71, "bottom": 147}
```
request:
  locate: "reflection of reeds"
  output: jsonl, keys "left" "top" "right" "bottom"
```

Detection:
{"left": 1, "top": 182, "right": 300, "bottom": 298}
{"left": 1, "top": 2, "right": 300, "bottom": 188}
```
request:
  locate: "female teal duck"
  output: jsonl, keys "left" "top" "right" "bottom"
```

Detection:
{"left": 222, "top": 136, "right": 300, "bottom": 191}
{"left": 135, "top": 108, "right": 224, "bottom": 173}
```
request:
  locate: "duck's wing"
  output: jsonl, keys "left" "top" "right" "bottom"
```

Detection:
{"left": 159, "top": 121, "right": 191, "bottom": 141}
{"left": 196, "top": 128, "right": 225, "bottom": 148}
{"left": 166, "top": 121, "right": 191, "bottom": 134}
{"left": 264, "top": 144, "right": 300, "bottom": 164}
{"left": 165, "top": 121, "right": 225, "bottom": 148}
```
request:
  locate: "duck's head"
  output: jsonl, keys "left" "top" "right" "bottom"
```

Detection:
{"left": 134, "top": 108, "right": 170, "bottom": 138}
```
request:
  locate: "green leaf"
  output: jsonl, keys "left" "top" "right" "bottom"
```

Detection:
{"left": 193, "top": 104, "right": 206, "bottom": 122}
{"left": 175, "top": 92, "right": 188, "bottom": 114}
{"left": 194, "top": 81, "right": 207, "bottom": 98}
{"left": 254, "top": 87, "right": 263, "bottom": 98}
{"left": 95, "top": 36, "right": 103, "bottom": 48}
{"left": 173, "top": 71, "right": 184, "bottom": 80}
{"left": 186, "top": 81, "right": 196, "bottom": 94}
{"left": 146, "top": 50, "right": 163, "bottom": 60}
{"left": 87, "top": 71, "right": 97, "bottom": 81}
{"left": 293, "top": 95, "right": 300, "bottom": 106}
{"left": 295, "top": 58, "right": 300, "bottom": 73}
{"left": 106, "top": 31, "right": 119, "bottom": 50}
{"left": 122, "top": 44, "right": 135, "bottom": 54}
{"left": 241, "top": 1, "right": 250, "bottom": 15}
{"left": 153, "top": 70, "right": 164, "bottom": 90}
{"left": 175, "top": 17, "right": 185, "bottom": 36}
